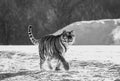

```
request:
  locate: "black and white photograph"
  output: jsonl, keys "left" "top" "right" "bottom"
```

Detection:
{"left": 0, "top": 0, "right": 120, "bottom": 81}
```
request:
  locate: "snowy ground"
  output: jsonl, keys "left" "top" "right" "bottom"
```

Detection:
{"left": 0, "top": 45, "right": 120, "bottom": 81}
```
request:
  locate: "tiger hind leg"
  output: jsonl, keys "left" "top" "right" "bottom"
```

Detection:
{"left": 55, "top": 60, "right": 61, "bottom": 71}
{"left": 40, "top": 58, "right": 45, "bottom": 71}
{"left": 47, "top": 58, "right": 53, "bottom": 70}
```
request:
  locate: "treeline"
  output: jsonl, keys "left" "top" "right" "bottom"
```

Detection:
{"left": 0, "top": 0, "right": 120, "bottom": 45}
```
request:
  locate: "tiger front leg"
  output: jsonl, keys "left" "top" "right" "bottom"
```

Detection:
{"left": 58, "top": 54, "right": 69, "bottom": 71}
{"left": 47, "top": 58, "right": 53, "bottom": 70}
{"left": 63, "top": 61, "right": 69, "bottom": 71}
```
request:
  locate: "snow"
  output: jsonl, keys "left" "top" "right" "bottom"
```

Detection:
{"left": 66, "top": 45, "right": 120, "bottom": 64}
{"left": 0, "top": 46, "right": 120, "bottom": 81}
{"left": 0, "top": 45, "right": 120, "bottom": 64}
{"left": 54, "top": 19, "right": 120, "bottom": 45}
{"left": 0, "top": 45, "right": 38, "bottom": 54}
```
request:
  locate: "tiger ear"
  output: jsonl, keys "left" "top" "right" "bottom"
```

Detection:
{"left": 62, "top": 30, "right": 67, "bottom": 34}
{"left": 71, "top": 30, "right": 73, "bottom": 32}
{"left": 71, "top": 30, "right": 74, "bottom": 33}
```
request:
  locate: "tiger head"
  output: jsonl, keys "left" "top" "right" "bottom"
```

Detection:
{"left": 61, "top": 30, "right": 75, "bottom": 45}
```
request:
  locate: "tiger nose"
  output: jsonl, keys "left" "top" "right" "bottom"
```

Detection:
{"left": 68, "top": 36, "right": 72, "bottom": 39}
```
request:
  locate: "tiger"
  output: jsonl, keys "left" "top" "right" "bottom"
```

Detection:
{"left": 28, "top": 25, "right": 75, "bottom": 71}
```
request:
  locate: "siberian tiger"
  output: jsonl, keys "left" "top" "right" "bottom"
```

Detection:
{"left": 28, "top": 25, "right": 75, "bottom": 71}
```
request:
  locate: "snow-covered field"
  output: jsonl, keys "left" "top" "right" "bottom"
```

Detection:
{"left": 0, "top": 45, "right": 120, "bottom": 81}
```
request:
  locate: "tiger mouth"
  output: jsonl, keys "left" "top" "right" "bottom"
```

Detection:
{"left": 63, "top": 40, "right": 73, "bottom": 43}
{"left": 69, "top": 40, "right": 73, "bottom": 42}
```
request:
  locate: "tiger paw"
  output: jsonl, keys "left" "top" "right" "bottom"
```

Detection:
{"left": 55, "top": 67, "right": 61, "bottom": 71}
{"left": 49, "top": 65, "right": 53, "bottom": 70}
{"left": 64, "top": 62, "right": 69, "bottom": 71}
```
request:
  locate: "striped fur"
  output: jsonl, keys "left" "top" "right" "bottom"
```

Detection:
{"left": 28, "top": 25, "right": 75, "bottom": 71}
{"left": 28, "top": 25, "right": 39, "bottom": 45}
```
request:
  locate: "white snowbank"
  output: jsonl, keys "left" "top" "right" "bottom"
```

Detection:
{"left": 54, "top": 19, "right": 120, "bottom": 45}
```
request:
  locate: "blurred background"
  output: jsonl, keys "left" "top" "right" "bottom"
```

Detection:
{"left": 0, "top": 0, "right": 120, "bottom": 45}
